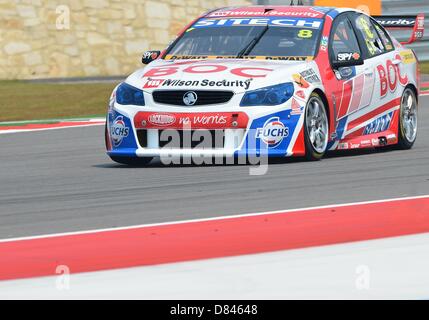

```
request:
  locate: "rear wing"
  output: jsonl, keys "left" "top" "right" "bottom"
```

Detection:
{"left": 373, "top": 14, "right": 425, "bottom": 45}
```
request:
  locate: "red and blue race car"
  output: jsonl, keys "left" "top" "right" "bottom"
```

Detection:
{"left": 106, "top": 5, "right": 424, "bottom": 164}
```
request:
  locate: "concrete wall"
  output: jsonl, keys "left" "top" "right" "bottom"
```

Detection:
{"left": 0, "top": 0, "right": 250, "bottom": 79}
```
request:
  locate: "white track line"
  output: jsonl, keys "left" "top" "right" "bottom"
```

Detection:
{"left": 1, "top": 194, "right": 428, "bottom": 243}
{"left": 0, "top": 118, "right": 105, "bottom": 125}
{"left": 0, "top": 122, "right": 105, "bottom": 134}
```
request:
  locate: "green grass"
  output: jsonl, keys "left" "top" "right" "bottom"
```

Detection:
{"left": 421, "top": 61, "right": 429, "bottom": 75}
{"left": 1, "top": 63, "right": 429, "bottom": 123}
{"left": 0, "top": 81, "right": 116, "bottom": 122}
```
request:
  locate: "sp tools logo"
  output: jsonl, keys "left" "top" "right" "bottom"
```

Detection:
{"left": 110, "top": 116, "right": 130, "bottom": 147}
{"left": 256, "top": 117, "right": 289, "bottom": 148}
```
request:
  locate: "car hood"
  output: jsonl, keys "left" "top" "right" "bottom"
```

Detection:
{"left": 125, "top": 58, "right": 318, "bottom": 94}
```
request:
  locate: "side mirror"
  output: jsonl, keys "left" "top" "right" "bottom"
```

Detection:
{"left": 332, "top": 52, "right": 364, "bottom": 69}
{"left": 142, "top": 50, "right": 161, "bottom": 64}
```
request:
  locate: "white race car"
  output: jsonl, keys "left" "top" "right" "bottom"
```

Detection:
{"left": 106, "top": 5, "right": 424, "bottom": 165}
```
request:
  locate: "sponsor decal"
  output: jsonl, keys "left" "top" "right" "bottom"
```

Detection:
{"left": 291, "top": 98, "right": 303, "bottom": 115}
{"left": 143, "top": 51, "right": 160, "bottom": 60}
{"left": 320, "top": 36, "right": 328, "bottom": 51}
{"left": 376, "top": 55, "right": 408, "bottom": 97}
{"left": 264, "top": 56, "right": 311, "bottom": 61}
{"left": 134, "top": 112, "right": 248, "bottom": 129}
{"left": 157, "top": 78, "right": 252, "bottom": 90}
{"left": 110, "top": 116, "right": 130, "bottom": 147}
{"left": 256, "top": 117, "right": 289, "bottom": 148}
{"left": 143, "top": 64, "right": 273, "bottom": 78}
{"left": 299, "top": 69, "right": 320, "bottom": 83}
{"left": 295, "top": 90, "right": 306, "bottom": 99}
{"left": 163, "top": 55, "right": 312, "bottom": 61}
{"left": 180, "top": 115, "right": 228, "bottom": 126}
{"left": 372, "top": 138, "right": 379, "bottom": 147}
{"left": 387, "top": 133, "right": 397, "bottom": 141}
{"left": 400, "top": 50, "right": 416, "bottom": 64}
{"left": 363, "top": 112, "right": 393, "bottom": 135}
{"left": 360, "top": 139, "right": 372, "bottom": 147}
{"left": 417, "top": 16, "right": 425, "bottom": 28}
{"left": 338, "top": 66, "right": 354, "bottom": 79}
{"left": 337, "top": 143, "right": 349, "bottom": 150}
{"left": 350, "top": 143, "right": 360, "bottom": 149}
{"left": 143, "top": 78, "right": 165, "bottom": 89}
{"left": 193, "top": 17, "right": 323, "bottom": 29}
{"left": 147, "top": 113, "right": 176, "bottom": 126}
{"left": 208, "top": 10, "right": 322, "bottom": 18}
{"left": 292, "top": 73, "right": 310, "bottom": 88}
{"left": 337, "top": 52, "right": 360, "bottom": 61}
{"left": 376, "top": 18, "right": 415, "bottom": 27}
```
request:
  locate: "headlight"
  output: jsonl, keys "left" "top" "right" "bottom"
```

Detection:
{"left": 240, "top": 82, "right": 294, "bottom": 107}
{"left": 116, "top": 82, "right": 145, "bottom": 106}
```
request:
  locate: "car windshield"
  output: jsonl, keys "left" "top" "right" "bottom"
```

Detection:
{"left": 165, "top": 17, "right": 324, "bottom": 59}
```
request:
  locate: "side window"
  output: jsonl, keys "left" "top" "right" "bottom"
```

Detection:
{"left": 373, "top": 22, "right": 394, "bottom": 52}
{"left": 353, "top": 14, "right": 386, "bottom": 58}
{"left": 330, "top": 15, "right": 361, "bottom": 63}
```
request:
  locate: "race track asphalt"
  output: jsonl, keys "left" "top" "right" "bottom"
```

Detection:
{"left": 1, "top": 96, "right": 429, "bottom": 239}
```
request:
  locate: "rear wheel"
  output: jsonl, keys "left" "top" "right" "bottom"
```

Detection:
{"left": 304, "top": 93, "right": 329, "bottom": 161}
{"left": 397, "top": 87, "right": 418, "bottom": 149}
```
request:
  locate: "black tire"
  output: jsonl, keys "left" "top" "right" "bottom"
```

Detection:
{"left": 397, "top": 87, "right": 418, "bottom": 150}
{"left": 109, "top": 155, "right": 153, "bottom": 166}
{"left": 104, "top": 122, "right": 109, "bottom": 150}
{"left": 304, "top": 92, "right": 329, "bottom": 161}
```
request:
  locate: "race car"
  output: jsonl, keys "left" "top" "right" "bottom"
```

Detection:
{"left": 106, "top": 5, "right": 424, "bottom": 165}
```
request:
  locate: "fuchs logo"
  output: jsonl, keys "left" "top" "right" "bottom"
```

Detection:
{"left": 363, "top": 112, "right": 393, "bottom": 135}
{"left": 183, "top": 91, "right": 198, "bottom": 106}
{"left": 110, "top": 116, "right": 130, "bottom": 147}
{"left": 256, "top": 117, "right": 289, "bottom": 148}
{"left": 148, "top": 113, "right": 176, "bottom": 126}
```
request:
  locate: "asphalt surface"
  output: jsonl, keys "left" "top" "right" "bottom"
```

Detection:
{"left": 1, "top": 96, "right": 429, "bottom": 239}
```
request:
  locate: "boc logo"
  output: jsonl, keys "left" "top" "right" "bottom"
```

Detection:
{"left": 110, "top": 116, "right": 130, "bottom": 147}
{"left": 256, "top": 117, "right": 289, "bottom": 148}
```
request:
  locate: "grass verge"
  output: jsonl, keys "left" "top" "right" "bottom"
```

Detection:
{"left": 421, "top": 61, "right": 429, "bottom": 76}
{"left": 0, "top": 81, "right": 117, "bottom": 122}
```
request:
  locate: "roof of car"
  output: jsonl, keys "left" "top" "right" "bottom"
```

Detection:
{"left": 206, "top": 5, "right": 337, "bottom": 19}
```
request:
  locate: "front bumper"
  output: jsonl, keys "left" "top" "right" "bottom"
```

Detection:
{"left": 106, "top": 102, "right": 306, "bottom": 159}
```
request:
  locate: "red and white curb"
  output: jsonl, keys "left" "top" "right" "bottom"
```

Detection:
{"left": 0, "top": 118, "right": 105, "bottom": 134}
{"left": 1, "top": 195, "right": 428, "bottom": 282}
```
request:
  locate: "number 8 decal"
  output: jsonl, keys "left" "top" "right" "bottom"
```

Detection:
{"left": 298, "top": 29, "right": 313, "bottom": 38}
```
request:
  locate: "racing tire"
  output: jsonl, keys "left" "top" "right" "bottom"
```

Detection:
{"left": 397, "top": 87, "right": 418, "bottom": 150}
{"left": 109, "top": 155, "right": 153, "bottom": 166}
{"left": 304, "top": 92, "right": 329, "bottom": 161}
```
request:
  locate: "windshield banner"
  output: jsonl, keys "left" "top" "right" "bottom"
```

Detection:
{"left": 193, "top": 17, "right": 324, "bottom": 29}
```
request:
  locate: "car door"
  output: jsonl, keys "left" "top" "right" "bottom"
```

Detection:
{"left": 325, "top": 13, "right": 367, "bottom": 143}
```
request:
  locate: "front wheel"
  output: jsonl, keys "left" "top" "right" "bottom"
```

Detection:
{"left": 109, "top": 155, "right": 153, "bottom": 166}
{"left": 304, "top": 93, "right": 329, "bottom": 161}
{"left": 397, "top": 88, "right": 418, "bottom": 149}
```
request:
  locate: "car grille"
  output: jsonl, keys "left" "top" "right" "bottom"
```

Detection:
{"left": 137, "top": 129, "right": 225, "bottom": 149}
{"left": 152, "top": 90, "right": 234, "bottom": 106}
